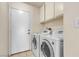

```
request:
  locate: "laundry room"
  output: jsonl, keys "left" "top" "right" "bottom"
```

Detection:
{"left": 0, "top": 2, "right": 63, "bottom": 57}
{"left": 0, "top": 2, "right": 79, "bottom": 57}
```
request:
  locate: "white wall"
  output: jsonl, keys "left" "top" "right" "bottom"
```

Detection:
{"left": 64, "top": 2, "right": 79, "bottom": 57}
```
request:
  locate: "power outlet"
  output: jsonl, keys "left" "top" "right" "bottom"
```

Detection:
{"left": 74, "top": 18, "right": 79, "bottom": 28}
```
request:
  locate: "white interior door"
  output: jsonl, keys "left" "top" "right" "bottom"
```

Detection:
{"left": 10, "top": 8, "right": 31, "bottom": 54}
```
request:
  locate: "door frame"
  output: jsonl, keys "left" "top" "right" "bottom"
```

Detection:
{"left": 8, "top": 6, "right": 32, "bottom": 56}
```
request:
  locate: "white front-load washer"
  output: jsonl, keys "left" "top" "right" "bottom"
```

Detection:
{"left": 39, "top": 28, "right": 64, "bottom": 57}
{"left": 51, "top": 36, "right": 63, "bottom": 57}
{"left": 39, "top": 29, "right": 54, "bottom": 57}
{"left": 31, "top": 33, "right": 40, "bottom": 57}
{"left": 53, "top": 28, "right": 64, "bottom": 57}
{"left": 40, "top": 34, "right": 55, "bottom": 57}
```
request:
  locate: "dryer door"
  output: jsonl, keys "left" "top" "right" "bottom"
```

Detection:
{"left": 41, "top": 39, "right": 55, "bottom": 57}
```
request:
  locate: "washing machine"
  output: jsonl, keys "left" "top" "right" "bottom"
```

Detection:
{"left": 39, "top": 29, "right": 54, "bottom": 57}
{"left": 31, "top": 33, "right": 40, "bottom": 57}
{"left": 40, "top": 34, "right": 54, "bottom": 57}
{"left": 53, "top": 28, "right": 64, "bottom": 57}
{"left": 40, "top": 28, "right": 64, "bottom": 57}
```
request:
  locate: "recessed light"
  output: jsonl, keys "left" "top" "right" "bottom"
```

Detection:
{"left": 19, "top": 10, "right": 24, "bottom": 14}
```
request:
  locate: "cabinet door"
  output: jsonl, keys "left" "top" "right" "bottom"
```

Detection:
{"left": 40, "top": 4, "right": 45, "bottom": 23}
{"left": 45, "top": 2, "right": 54, "bottom": 21}
{"left": 55, "top": 2, "right": 63, "bottom": 17}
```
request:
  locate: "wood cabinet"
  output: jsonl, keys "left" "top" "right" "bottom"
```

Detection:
{"left": 40, "top": 2, "right": 63, "bottom": 24}
{"left": 55, "top": 2, "right": 63, "bottom": 17}
{"left": 40, "top": 4, "right": 45, "bottom": 23}
{"left": 45, "top": 2, "right": 54, "bottom": 21}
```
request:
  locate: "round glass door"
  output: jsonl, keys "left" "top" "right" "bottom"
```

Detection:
{"left": 41, "top": 39, "right": 54, "bottom": 57}
{"left": 32, "top": 35, "right": 37, "bottom": 49}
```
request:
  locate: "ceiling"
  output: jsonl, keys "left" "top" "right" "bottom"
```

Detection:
{"left": 25, "top": 2, "right": 44, "bottom": 8}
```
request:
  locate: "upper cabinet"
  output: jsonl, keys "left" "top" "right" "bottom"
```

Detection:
{"left": 45, "top": 2, "right": 54, "bottom": 21}
{"left": 40, "top": 2, "right": 63, "bottom": 24}
{"left": 55, "top": 2, "right": 63, "bottom": 17}
{"left": 40, "top": 4, "right": 45, "bottom": 23}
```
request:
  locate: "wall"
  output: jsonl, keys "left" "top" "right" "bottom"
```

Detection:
{"left": 41, "top": 16, "right": 63, "bottom": 31}
{"left": 0, "top": 3, "right": 9, "bottom": 57}
{"left": 64, "top": 3, "right": 79, "bottom": 57}
{"left": 31, "top": 6, "right": 42, "bottom": 33}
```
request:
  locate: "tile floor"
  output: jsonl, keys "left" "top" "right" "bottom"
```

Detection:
{"left": 10, "top": 50, "right": 34, "bottom": 57}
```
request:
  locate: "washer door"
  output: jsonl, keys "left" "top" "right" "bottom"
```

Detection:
{"left": 41, "top": 39, "right": 54, "bottom": 57}
{"left": 32, "top": 35, "right": 37, "bottom": 49}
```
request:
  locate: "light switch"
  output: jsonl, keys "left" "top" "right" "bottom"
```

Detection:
{"left": 74, "top": 18, "right": 79, "bottom": 28}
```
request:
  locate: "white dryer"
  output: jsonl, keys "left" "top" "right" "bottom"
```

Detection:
{"left": 31, "top": 33, "right": 40, "bottom": 57}
{"left": 39, "top": 28, "right": 64, "bottom": 57}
